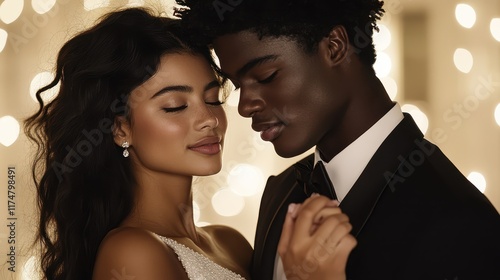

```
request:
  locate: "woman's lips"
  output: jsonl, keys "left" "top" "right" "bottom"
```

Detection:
{"left": 189, "top": 143, "right": 221, "bottom": 155}
{"left": 188, "top": 136, "right": 221, "bottom": 155}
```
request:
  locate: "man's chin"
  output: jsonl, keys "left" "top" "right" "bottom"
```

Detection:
{"left": 273, "top": 142, "right": 313, "bottom": 159}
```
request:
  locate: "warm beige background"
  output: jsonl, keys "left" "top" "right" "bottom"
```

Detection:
{"left": 1, "top": 0, "right": 499, "bottom": 278}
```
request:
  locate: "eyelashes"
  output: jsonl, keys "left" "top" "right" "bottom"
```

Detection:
{"left": 162, "top": 105, "right": 187, "bottom": 113}
{"left": 162, "top": 100, "right": 224, "bottom": 113}
{"left": 205, "top": 100, "right": 224, "bottom": 106}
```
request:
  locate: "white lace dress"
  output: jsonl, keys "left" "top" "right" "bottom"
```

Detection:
{"left": 155, "top": 234, "right": 247, "bottom": 280}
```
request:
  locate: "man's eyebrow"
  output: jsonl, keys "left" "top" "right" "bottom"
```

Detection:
{"left": 235, "top": 55, "right": 278, "bottom": 78}
{"left": 150, "top": 80, "right": 220, "bottom": 99}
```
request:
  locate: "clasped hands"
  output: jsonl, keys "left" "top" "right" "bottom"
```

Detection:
{"left": 278, "top": 194, "right": 357, "bottom": 280}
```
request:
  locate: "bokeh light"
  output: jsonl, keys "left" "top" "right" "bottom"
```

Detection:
{"left": 467, "top": 171, "right": 487, "bottom": 193}
{"left": 0, "top": 28, "right": 7, "bottom": 53}
{"left": 84, "top": 0, "right": 110, "bottom": 11}
{"left": 227, "top": 163, "right": 265, "bottom": 197}
{"left": 401, "top": 104, "right": 429, "bottom": 134}
{"left": 455, "top": 4, "right": 476, "bottom": 29}
{"left": 0, "top": 0, "right": 24, "bottom": 24}
{"left": 374, "top": 24, "right": 392, "bottom": 51}
{"left": 0, "top": 115, "right": 20, "bottom": 147}
{"left": 22, "top": 256, "right": 39, "bottom": 280}
{"left": 127, "top": 0, "right": 145, "bottom": 7}
{"left": 196, "top": 221, "right": 211, "bottom": 227}
{"left": 374, "top": 52, "right": 392, "bottom": 78}
{"left": 494, "top": 103, "right": 500, "bottom": 127}
{"left": 490, "top": 18, "right": 500, "bottom": 42}
{"left": 453, "top": 48, "right": 473, "bottom": 73}
{"left": 30, "top": 72, "right": 59, "bottom": 103}
{"left": 193, "top": 201, "right": 200, "bottom": 223}
{"left": 32, "top": 0, "right": 57, "bottom": 14}
{"left": 380, "top": 76, "right": 398, "bottom": 100}
{"left": 211, "top": 188, "right": 245, "bottom": 217}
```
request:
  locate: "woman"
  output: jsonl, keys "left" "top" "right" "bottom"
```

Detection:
{"left": 25, "top": 7, "right": 355, "bottom": 280}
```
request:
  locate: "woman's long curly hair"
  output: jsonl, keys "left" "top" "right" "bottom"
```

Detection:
{"left": 24, "top": 7, "right": 221, "bottom": 280}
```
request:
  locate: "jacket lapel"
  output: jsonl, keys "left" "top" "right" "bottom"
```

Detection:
{"left": 253, "top": 155, "right": 312, "bottom": 279}
{"left": 341, "top": 113, "right": 424, "bottom": 236}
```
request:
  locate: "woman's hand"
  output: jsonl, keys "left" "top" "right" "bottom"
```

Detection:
{"left": 277, "top": 194, "right": 357, "bottom": 280}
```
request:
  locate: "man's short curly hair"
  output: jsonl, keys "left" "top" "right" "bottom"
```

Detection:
{"left": 176, "top": 0, "right": 385, "bottom": 66}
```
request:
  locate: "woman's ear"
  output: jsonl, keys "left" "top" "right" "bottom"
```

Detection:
{"left": 323, "top": 25, "right": 350, "bottom": 67}
{"left": 113, "top": 116, "right": 131, "bottom": 147}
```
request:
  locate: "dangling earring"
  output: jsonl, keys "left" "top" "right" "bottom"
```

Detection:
{"left": 122, "top": 141, "right": 129, "bottom": 158}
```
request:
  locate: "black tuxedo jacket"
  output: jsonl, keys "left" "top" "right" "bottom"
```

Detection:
{"left": 251, "top": 114, "right": 500, "bottom": 280}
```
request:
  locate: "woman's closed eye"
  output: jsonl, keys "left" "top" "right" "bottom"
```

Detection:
{"left": 206, "top": 100, "right": 224, "bottom": 106}
{"left": 162, "top": 105, "right": 187, "bottom": 113}
{"left": 162, "top": 100, "right": 222, "bottom": 113}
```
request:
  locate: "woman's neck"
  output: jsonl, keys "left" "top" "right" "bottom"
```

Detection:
{"left": 121, "top": 172, "right": 199, "bottom": 242}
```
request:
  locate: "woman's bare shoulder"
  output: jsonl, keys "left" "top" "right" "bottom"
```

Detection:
{"left": 203, "top": 225, "right": 253, "bottom": 270}
{"left": 92, "top": 227, "right": 188, "bottom": 280}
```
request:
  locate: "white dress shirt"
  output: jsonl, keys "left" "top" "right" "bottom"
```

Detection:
{"left": 273, "top": 103, "right": 404, "bottom": 280}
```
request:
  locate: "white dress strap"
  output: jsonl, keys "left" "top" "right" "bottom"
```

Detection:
{"left": 155, "top": 234, "right": 246, "bottom": 280}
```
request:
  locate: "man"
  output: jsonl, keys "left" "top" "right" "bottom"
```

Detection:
{"left": 177, "top": 0, "right": 500, "bottom": 279}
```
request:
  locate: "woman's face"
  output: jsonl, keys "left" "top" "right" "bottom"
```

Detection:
{"left": 121, "top": 53, "right": 227, "bottom": 177}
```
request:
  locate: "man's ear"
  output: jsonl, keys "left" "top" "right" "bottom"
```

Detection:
{"left": 322, "top": 25, "right": 350, "bottom": 67}
{"left": 113, "top": 116, "right": 131, "bottom": 147}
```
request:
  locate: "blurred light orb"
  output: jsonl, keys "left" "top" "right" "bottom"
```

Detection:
{"left": 380, "top": 76, "right": 398, "bottom": 100}
{"left": 455, "top": 4, "right": 476, "bottom": 29}
{"left": 467, "top": 171, "right": 487, "bottom": 193}
{"left": 30, "top": 72, "right": 59, "bottom": 103}
{"left": 22, "top": 256, "right": 39, "bottom": 280}
{"left": 227, "top": 163, "right": 265, "bottom": 197}
{"left": 32, "top": 0, "right": 56, "bottom": 14}
{"left": 374, "top": 52, "right": 392, "bottom": 78}
{"left": 494, "top": 103, "right": 500, "bottom": 127}
{"left": 195, "top": 221, "right": 211, "bottom": 227}
{"left": 211, "top": 188, "right": 245, "bottom": 217}
{"left": 401, "top": 104, "right": 429, "bottom": 134}
{"left": 84, "top": 0, "right": 110, "bottom": 11}
{"left": 0, "top": 28, "right": 7, "bottom": 53}
{"left": 0, "top": 0, "right": 24, "bottom": 24}
{"left": 374, "top": 24, "right": 392, "bottom": 51}
{"left": 453, "top": 48, "right": 473, "bottom": 73}
{"left": 0, "top": 116, "right": 20, "bottom": 147}
{"left": 127, "top": 0, "right": 145, "bottom": 7}
{"left": 490, "top": 18, "right": 500, "bottom": 42}
{"left": 193, "top": 201, "right": 200, "bottom": 223}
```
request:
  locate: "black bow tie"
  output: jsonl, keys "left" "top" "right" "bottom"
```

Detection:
{"left": 294, "top": 160, "right": 337, "bottom": 200}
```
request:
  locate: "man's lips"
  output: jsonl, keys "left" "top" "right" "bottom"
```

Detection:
{"left": 188, "top": 136, "right": 221, "bottom": 155}
{"left": 253, "top": 122, "right": 285, "bottom": 142}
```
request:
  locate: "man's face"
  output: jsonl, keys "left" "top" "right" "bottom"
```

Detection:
{"left": 213, "top": 31, "right": 350, "bottom": 158}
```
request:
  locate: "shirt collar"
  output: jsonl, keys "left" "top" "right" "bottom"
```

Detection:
{"left": 314, "top": 103, "right": 404, "bottom": 202}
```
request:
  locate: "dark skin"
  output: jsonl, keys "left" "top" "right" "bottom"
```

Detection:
{"left": 213, "top": 25, "right": 393, "bottom": 278}
{"left": 212, "top": 26, "right": 394, "bottom": 162}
